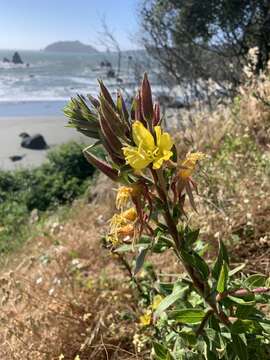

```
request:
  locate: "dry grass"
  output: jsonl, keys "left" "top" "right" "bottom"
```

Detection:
{"left": 0, "top": 69, "right": 270, "bottom": 358}
{"left": 0, "top": 198, "right": 145, "bottom": 359}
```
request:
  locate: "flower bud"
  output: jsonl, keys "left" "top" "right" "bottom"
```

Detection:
{"left": 153, "top": 103, "right": 160, "bottom": 126}
{"left": 141, "top": 73, "right": 153, "bottom": 123}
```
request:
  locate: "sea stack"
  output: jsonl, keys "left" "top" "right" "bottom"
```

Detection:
{"left": 12, "top": 52, "right": 23, "bottom": 64}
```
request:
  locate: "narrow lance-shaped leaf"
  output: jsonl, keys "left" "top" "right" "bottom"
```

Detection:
{"left": 98, "top": 131, "right": 125, "bottom": 166}
{"left": 99, "top": 114, "right": 123, "bottom": 154}
{"left": 154, "top": 284, "right": 189, "bottom": 319}
{"left": 168, "top": 309, "right": 206, "bottom": 324}
{"left": 99, "top": 96, "right": 126, "bottom": 138}
{"left": 212, "top": 240, "right": 229, "bottom": 280}
{"left": 98, "top": 79, "right": 116, "bottom": 109}
{"left": 216, "top": 261, "right": 229, "bottom": 293}
{"left": 231, "top": 334, "right": 248, "bottom": 360}
{"left": 133, "top": 247, "right": 148, "bottom": 275}
{"left": 83, "top": 147, "right": 119, "bottom": 181}
{"left": 243, "top": 274, "right": 266, "bottom": 289}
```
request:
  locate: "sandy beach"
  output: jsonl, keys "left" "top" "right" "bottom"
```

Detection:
{"left": 0, "top": 115, "right": 86, "bottom": 170}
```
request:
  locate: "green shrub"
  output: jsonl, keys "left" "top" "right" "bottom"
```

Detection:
{"left": 0, "top": 141, "right": 97, "bottom": 253}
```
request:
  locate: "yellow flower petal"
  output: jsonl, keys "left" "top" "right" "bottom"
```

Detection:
{"left": 123, "top": 122, "right": 174, "bottom": 170}
{"left": 132, "top": 121, "right": 155, "bottom": 151}
{"left": 139, "top": 310, "right": 152, "bottom": 326}
{"left": 159, "top": 132, "right": 174, "bottom": 152}
{"left": 152, "top": 151, "right": 173, "bottom": 169}
{"left": 123, "top": 145, "right": 152, "bottom": 170}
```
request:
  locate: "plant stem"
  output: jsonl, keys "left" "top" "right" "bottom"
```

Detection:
{"left": 196, "top": 309, "right": 214, "bottom": 336}
{"left": 216, "top": 287, "right": 270, "bottom": 302}
{"left": 150, "top": 168, "right": 231, "bottom": 326}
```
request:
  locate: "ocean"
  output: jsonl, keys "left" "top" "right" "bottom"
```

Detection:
{"left": 0, "top": 49, "right": 156, "bottom": 116}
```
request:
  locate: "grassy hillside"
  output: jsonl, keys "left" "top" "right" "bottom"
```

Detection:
{"left": 0, "top": 70, "right": 269, "bottom": 359}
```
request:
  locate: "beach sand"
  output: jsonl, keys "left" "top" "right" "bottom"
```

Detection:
{"left": 0, "top": 116, "right": 86, "bottom": 170}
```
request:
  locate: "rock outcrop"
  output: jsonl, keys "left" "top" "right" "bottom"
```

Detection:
{"left": 19, "top": 133, "right": 48, "bottom": 150}
{"left": 44, "top": 41, "right": 98, "bottom": 54}
{"left": 12, "top": 52, "right": 23, "bottom": 64}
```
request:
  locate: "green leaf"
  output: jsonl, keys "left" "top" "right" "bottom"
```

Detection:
{"left": 243, "top": 274, "right": 266, "bottom": 289}
{"left": 217, "top": 261, "right": 229, "bottom": 293}
{"left": 181, "top": 250, "right": 209, "bottom": 281}
{"left": 133, "top": 248, "right": 148, "bottom": 275}
{"left": 168, "top": 308, "right": 206, "bottom": 324}
{"left": 154, "top": 284, "right": 189, "bottom": 318}
{"left": 157, "top": 282, "right": 175, "bottom": 296}
{"left": 231, "top": 334, "right": 248, "bottom": 360}
{"left": 236, "top": 305, "right": 256, "bottom": 319}
{"left": 231, "top": 319, "right": 255, "bottom": 334}
{"left": 115, "top": 243, "right": 149, "bottom": 253}
{"left": 185, "top": 227, "right": 200, "bottom": 247}
{"left": 193, "top": 252, "right": 210, "bottom": 280}
{"left": 212, "top": 241, "right": 229, "bottom": 280}
{"left": 228, "top": 295, "right": 255, "bottom": 306}
{"left": 178, "top": 328, "right": 197, "bottom": 346}
{"left": 152, "top": 342, "right": 171, "bottom": 360}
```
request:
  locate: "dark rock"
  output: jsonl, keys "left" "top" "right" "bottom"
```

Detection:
{"left": 3, "top": 57, "right": 10, "bottom": 63}
{"left": 116, "top": 77, "right": 123, "bottom": 83}
{"left": 19, "top": 133, "right": 48, "bottom": 150}
{"left": 107, "top": 69, "right": 115, "bottom": 78}
{"left": 12, "top": 52, "right": 23, "bottom": 64}
{"left": 9, "top": 154, "right": 26, "bottom": 162}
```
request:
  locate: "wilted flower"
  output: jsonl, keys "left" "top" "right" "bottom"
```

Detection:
{"left": 116, "top": 186, "right": 142, "bottom": 209}
{"left": 107, "top": 224, "right": 135, "bottom": 246}
{"left": 107, "top": 208, "right": 137, "bottom": 245}
{"left": 123, "top": 121, "right": 173, "bottom": 170}
{"left": 178, "top": 152, "right": 205, "bottom": 180}
{"left": 172, "top": 152, "right": 205, "bottom": 211}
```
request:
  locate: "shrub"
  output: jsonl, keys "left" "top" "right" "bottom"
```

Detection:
{"left": 0, "top": 141, "right": 97, "bottom": 253}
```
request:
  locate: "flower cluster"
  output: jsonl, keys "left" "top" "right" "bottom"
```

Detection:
{"left": 65, "top": 74, "right": 204, "bottom": 247}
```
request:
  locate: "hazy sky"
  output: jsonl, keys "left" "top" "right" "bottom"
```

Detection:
{"left": 0, "top": 0, "right": 139, "bottom": 50}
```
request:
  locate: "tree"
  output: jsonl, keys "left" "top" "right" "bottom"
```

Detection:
{"left": 140, "top": 0, "right": 270, "bottom": 91}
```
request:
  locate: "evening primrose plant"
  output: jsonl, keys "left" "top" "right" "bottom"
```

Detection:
{"left": 65, "top": 74, "right": 270, "bottom": 359}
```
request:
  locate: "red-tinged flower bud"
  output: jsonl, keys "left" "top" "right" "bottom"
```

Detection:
{"left": 141, "top": 73, "right": 153, "bottom": 123}
{"left": 99, "top": 96, "right": 126, "bottom": 138}
{"left": 117, "top": 92, "right": 129, "bottom": 123}
{"left": 83, "top": 148, "right": 119, "bottom": 181}
{"left": 134, "top": 93, "right": 147, "bottom": 127}
{"left": 98, "top": 80, "right": 116, "bottom": 110}
{"left": 153, "top": 103, "right": 160, "bottom": 126}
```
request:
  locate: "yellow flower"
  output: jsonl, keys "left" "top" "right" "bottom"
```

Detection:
{"left": 123, "top": 121, "right": 173, "bottom": 170}
{"left": 139, "top": 310, "right": 152, "bottom": 326}
{"left": 152, "top": 294, "right": 164, "bottom": 310}
{"left": 178, "top": 152, "right": 205, "bottom": 179}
